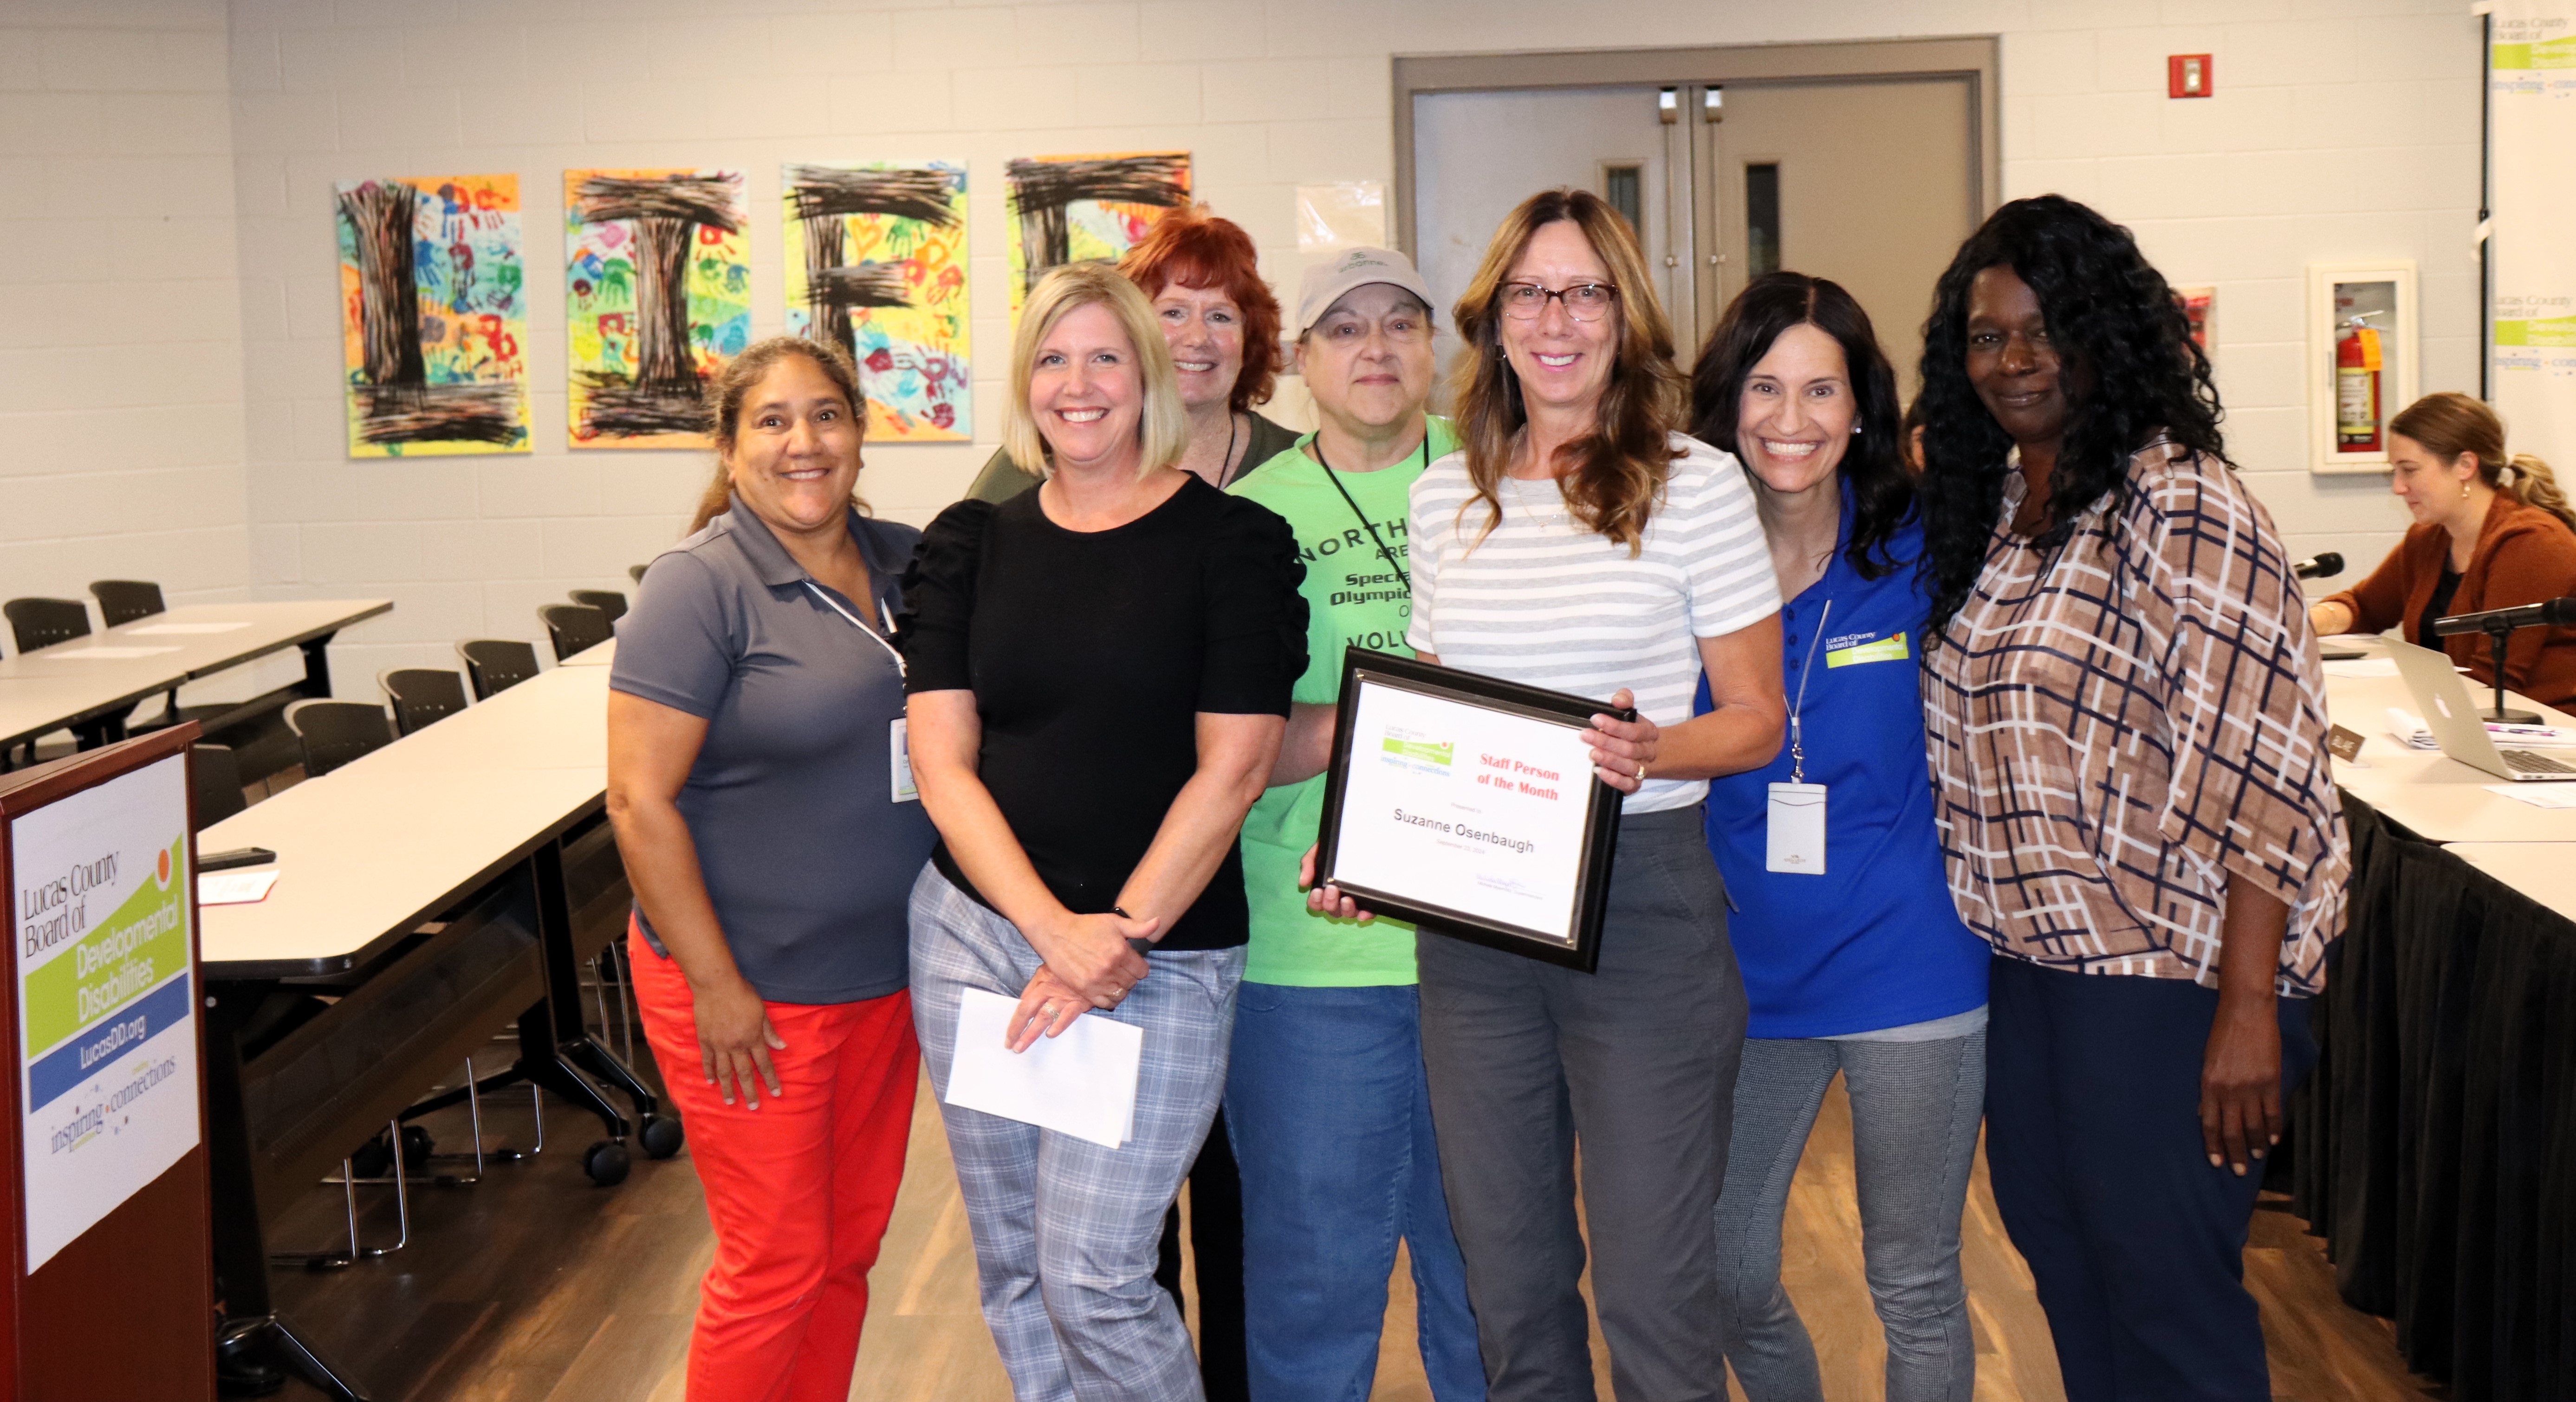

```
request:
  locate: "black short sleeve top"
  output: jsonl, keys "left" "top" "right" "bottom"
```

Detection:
{"left": 897, "top": 474, "right": 1306, "bottom": 950}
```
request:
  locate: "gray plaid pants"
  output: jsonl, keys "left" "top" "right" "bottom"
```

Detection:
{"left": 909, "top": 865, "right": 1245, "bottom": 1402}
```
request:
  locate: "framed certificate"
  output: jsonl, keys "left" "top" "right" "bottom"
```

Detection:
{"left": 1312, "top": 649, "right": 1630, "bottom": 972}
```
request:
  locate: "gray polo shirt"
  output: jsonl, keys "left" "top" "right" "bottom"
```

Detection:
{"left": 612, "top": 496, "right": 934, "bottom": 1004}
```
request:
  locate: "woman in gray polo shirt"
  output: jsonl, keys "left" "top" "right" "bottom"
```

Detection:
{"left": 605, "top": 336, "right": 934, "bottom": 1400}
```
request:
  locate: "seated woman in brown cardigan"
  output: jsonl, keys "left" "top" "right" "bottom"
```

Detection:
{"left": 2310, "top": 391, "right": 2576, "bottom": 706}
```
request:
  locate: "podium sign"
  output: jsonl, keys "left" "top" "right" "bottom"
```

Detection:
{"left": 13, "top": 751, "right": 198, "bottom": 1269}
{"left": 0, "top": 729, "right": 213, "bottom": 1402}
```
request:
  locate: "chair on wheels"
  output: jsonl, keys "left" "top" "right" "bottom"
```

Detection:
{"left": 456, "top": 640, "right": 540, "bottom": 700}
{"left": 282, "top": 699, "right": 393, "bottom": 778}
{"left": 4, "top": 597, "right": 90, "bottom": 653}
{"left": 380, "top": 668, "right": 469, "bottom": 737}
{"left": 190, "top": 744, "right": 247, "bottom": 830}
{"left": 568, "top": 589, "right": 628, "bottom": 626}
{"left": 538, "top": 604, "right": 612, "bottom": 662}
{"left": 88, "top": 579, "right": 167, "bottom": 627}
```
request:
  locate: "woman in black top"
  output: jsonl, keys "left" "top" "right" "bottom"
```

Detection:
{"left": 899, "top": 261, "right": 1305, "bottom": 1401}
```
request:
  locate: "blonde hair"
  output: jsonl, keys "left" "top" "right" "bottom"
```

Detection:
{"left": 1003, "top": 263, "right": 1188, "bottom": 480}
{"left": 686, "top": 336, "right": 869, "bottom": 536}
{"left": 2389, "top": 390, "right": 2574, "bottom": 532}
{"left": 1447, "top": 188, "right": 1688, "bottom": 554}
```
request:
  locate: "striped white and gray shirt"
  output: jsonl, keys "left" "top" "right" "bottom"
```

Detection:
{"left": 1406, "top": 432, "right": 1782, "bottom": 813}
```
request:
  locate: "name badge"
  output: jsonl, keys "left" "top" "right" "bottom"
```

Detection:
{"left": 891, "top": 718, "right": 918, "bottom": 803}
{"left": 1766, "top": 782, "right": 1826, "bottom": 874}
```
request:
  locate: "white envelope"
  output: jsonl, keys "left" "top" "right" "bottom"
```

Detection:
{"left": 943, "top": 988, "right": 1142, "bottom": 1149}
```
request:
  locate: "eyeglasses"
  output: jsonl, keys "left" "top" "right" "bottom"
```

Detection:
{"left": 1499, "top": 281, "right": 1620, "bottom": 322}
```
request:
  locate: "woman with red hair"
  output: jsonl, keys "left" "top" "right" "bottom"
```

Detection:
{"left": 968, "top": 206, "right": 1295, "bottom": 501}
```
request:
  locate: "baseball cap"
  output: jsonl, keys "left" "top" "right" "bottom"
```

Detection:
{"left": 1296, "top": 246, "right": 1438, "bottom": 335}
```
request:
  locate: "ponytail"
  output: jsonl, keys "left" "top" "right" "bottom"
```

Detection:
{"left": 2502, "top": 452, "right": 2576, "bottom": 533}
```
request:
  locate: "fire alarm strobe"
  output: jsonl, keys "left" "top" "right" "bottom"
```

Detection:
{"left": 2169, "top": 54, "right": 2213, "bottom": 98}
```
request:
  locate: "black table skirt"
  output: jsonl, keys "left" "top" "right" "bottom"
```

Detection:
{"left": 2290, "top": 793, "right": 2576, "bottom": 1401}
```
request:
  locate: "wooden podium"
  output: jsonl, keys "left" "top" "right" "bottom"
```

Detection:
{"left": 0, "top": 729, "right": 214, "bottom": 1402}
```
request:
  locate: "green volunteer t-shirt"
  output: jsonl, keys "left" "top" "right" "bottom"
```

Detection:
{"left": 1226, "top": 414, "right": 1459, "bottom": 987}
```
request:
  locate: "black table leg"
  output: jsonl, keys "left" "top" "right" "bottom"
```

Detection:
{"left": 531, "top": 842, "right": 666, "bottom": 1132}
{"left": 205, "top": 982, "right": 372, "bottom": 1402}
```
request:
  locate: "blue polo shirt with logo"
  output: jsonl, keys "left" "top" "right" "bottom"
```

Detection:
{"left": 1697, "top": 490, "right": 1989, "bottom": 1038}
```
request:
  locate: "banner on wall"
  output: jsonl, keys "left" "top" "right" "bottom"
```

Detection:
{"left": 2490, "top": 0, "right": 2576, "bottom": 471}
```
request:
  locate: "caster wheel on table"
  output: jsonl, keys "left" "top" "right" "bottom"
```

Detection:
{"left": 638, "top": 1115, "right": 684, "bottom": 1159}
{"left": 583, "top": 1140, "right": 631, "bottom": 1187}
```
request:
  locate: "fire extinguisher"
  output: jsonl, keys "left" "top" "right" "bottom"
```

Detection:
{"left": 2336, "top": 316, "right": 2383, "bottom": 452}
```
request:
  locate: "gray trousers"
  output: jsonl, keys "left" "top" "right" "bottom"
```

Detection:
{"left": 910, "top": 866, "right": 1246, "bottom": 1402}
{"left": 1415, "top": 807, "right": 1745, "bottom": 1402}
{"left": 1714, "top": 1032, "right": 1986, "bottom": 1402}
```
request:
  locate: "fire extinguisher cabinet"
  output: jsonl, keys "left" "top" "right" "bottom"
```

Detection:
{"left": 2309, "top": 261, "right": 2420, "bottom": 475}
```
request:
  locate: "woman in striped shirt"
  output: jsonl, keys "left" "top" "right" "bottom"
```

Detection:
{"left": 1312, "top": 187, "right": 1785, "bottom": 1402}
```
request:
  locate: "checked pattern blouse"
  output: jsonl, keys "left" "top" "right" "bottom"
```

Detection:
{"left": 1922, "top": 440, "right": 2348, "bottom": 996}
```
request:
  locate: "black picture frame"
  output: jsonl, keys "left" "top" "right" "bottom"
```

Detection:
{"left": 1312, "top": 648, "right": 1631, "bottom": 973}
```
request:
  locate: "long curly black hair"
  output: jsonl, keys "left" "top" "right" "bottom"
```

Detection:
{"left": 1691, "top": 271, "right": 1914, "bottom": 580}
{"left": 1916, "top": 194, "right": 2225, "bottom": 638}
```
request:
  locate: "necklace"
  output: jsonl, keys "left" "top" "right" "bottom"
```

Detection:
{"left": 1212, "top": 412, "right": 1243, "bottom": 489}
{"left": 1311, "top": 431, "right": 1430, "bottom": 593}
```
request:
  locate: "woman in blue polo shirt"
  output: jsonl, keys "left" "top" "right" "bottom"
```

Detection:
{"left": 1689, "top": 273, "right": 1991, "bottom": 1402}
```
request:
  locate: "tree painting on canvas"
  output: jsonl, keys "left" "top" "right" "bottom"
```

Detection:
{"left": 1003, "top": 152, "right": 1193, "bottom": 321}
{"left": 565, "top": 168, "right": 752, "bottom": 450}
{"left": 784, "top": 162, "right": 972, "bottom": 442}
{"left": 336, "top": 174, "right": 528, "bottom": 457}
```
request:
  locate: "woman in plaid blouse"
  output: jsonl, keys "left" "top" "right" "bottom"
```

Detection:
{"left": 1914, "top": 195, "right": 2349, "bottom": 1402}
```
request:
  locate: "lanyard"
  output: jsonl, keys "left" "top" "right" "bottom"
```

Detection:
{"left": 1310, "top": 433, "right": 1429, "bottom": 594}
{"left": 1785, "top": 599, "right": 1831, "bottom": 784}
{"left": 802, "top": 579, "right": 906, "bottom": 678}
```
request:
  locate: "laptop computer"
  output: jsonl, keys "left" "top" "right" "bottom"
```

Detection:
{"left": 2385, "top": 638, "right": 2576, "bottom": 781}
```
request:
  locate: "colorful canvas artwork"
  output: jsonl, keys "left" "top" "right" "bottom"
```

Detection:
{"left": 335, "top": 174, "right": 528, "bottom": 457}
{"left": 1003, "top": 152, "right": 1194, "bottom": 319}
{"left": 784, "top": 162, "right": 972, "bottom": 442}
{"left": 564, "top": 168, "right": 751, "bottom": 449}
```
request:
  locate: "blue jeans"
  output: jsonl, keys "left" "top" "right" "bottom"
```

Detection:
{"left": 1225, "top": 982, "right": 1486, "bottom": 1402}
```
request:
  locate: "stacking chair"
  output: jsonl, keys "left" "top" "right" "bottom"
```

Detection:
{"left": 190, "top": 744, "right": 247, "bottom": 830}
{"left": 282, "top": 699, "right": 393, "bottom": 778}
{"left": 3, "top": 599, "right": 92, "bottom": 766}
{"left": 456, "top": 640, "right": 539, "bottom": 700}
{"left": 538, "top": 604, "right": 612, "bottom": 662}
{"left": 628, "top": 564, "right": 648, "bottom": 586}
{"left": 380, "top": 668, "right": 469, "bottom": 737}
{"left": 88, "top": 579, "right": 167, "bottom": 627}
{"left": 568, "top": 589, "right": 628, "bottom": 626}
{"left": 4, "top": 597, "right": 89, "bottom": 653}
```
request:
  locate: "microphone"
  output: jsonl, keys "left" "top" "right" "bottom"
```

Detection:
{"left": 2293, "top": 552, "right": 2343, "bottom": 581}
{"left": 2429, "top": 596, "right": 2576, "bottom": 636}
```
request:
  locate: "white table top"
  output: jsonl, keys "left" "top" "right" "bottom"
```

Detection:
{"left": 197, "top": 658, "right": 611, "bottom": 973}
{"left": 2321, "top": 642, "right": 2576, "bottom": 843}
{"left": 197, "top": 763, "right": 605, "bottom": 976}
{"left": 351, "top": 664, "right": 608, "bottom": 775}
{"left": 0, "top": 599, "right": 391, "bottom": 749}
{"left": 558, "top": 637, "right": 616, "bottom": 667}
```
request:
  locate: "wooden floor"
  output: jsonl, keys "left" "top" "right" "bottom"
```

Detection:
{"left": 264, "top": 1057, "right": 2442, "bottom": 1402}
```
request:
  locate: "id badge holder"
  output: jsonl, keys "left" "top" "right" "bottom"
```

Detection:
{"left": 1766, "top": 782, "right": 1826, "bottom": 873}
{"left": 890, "top": 718, "right": 919, "bottom": 803}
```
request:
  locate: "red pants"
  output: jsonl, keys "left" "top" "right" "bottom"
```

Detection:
{"left": 629, "top": 924, "right": 919, "bottom": 1402}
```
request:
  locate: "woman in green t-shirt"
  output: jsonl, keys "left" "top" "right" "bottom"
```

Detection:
{"left": 1222, "top": 248, "right": 1486, "bottom": 1402}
